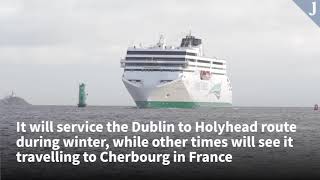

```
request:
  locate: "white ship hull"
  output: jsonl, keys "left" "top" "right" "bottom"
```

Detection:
{"left": 122, "top": 71, "right": 232, "bottom": 108}
{"left": 121, "top": 34, "right": 232, "bottom": 108}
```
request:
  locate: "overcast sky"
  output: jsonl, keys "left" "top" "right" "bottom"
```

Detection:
{"left": 0, "top": 0, "right": 319, "bottom": 107}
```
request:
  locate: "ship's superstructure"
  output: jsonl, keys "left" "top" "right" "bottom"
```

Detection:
{"left": 121, "top": 34, "right": 232, "bottom": 108}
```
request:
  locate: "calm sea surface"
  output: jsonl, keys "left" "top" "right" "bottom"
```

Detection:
{"left": 1, "top": 106, "right": 320, "bottom": 179}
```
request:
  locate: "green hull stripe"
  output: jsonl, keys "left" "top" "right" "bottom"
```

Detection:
{"left": 135, "top": 101, "right": 232, "bottom": 108}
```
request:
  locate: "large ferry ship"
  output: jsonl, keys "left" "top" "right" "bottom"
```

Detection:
{"left": 121, "top": 34, "right": 232, "bottom": 108}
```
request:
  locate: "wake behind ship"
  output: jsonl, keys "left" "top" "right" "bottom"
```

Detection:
{"left": 121, "top": 34, "right": 232, "bottom": 108}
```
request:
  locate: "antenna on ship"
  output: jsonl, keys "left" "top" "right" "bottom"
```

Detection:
{"left": 188, "top": 30, "right": 192, "bottom": 47}
{"left": 157, "top": 34, "right": 166, "bottom": 48}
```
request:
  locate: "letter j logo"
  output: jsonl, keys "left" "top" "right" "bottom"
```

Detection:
{"left": 293, "top": 0, "right": 320, "bottom": 27}
{"left": 309, "top": 1, "right": 317, "bottom": 16}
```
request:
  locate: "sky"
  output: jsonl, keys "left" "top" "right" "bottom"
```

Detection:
{"left": 0, "top": 0, "right": 319, "bottom": 107}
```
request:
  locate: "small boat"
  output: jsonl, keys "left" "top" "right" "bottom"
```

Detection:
{"left": 314, "top": 104, "right": 319, "bottom": 111}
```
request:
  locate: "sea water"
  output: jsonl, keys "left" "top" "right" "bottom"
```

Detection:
{"left": 1, "top": 106, "right": 320, "bottom": 179}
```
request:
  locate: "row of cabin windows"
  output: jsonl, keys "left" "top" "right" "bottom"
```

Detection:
{"left": 126, "top": 57, "right": 186, "bottom": 61}
{"left": 197, "top": 65, "right": 210, "bottom": 69}
{"left": 126, "top": 64, "right": 225, "bottom": 69}
{"left": 126, "top": 63, "right": 224, "bottom": 68}
{"left": 197, "top": 60, "right": 224, "bottom": 65}
{"left": 188, "top": 65, "right": 226, "bottom": 70}
{"left": 124, "top": 69, "right": 225, "bottom": 75}
{"left": 128, "top": 79, "right": 173, "bottom": 83}
{"left": 125, "top": 69, "right": 194, "bottom": 72}
{"left": 125, "top": 57, "right": 223, "bottom": 65}
{"left": 187, "top": 59, "right": 224, "bottom": 65}
{"left": 126, "top": 63, "right": 184, "bottom": 67}
{"left": 127, "top": 51, "right": 197, "bottom": 56}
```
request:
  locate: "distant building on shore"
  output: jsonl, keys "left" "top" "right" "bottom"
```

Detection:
{"left": 0, "top": 92, "right": 31, "bottom": 106}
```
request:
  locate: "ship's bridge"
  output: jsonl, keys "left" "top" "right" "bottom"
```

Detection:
{"left": 180, "top": 35, "right": 202, "bottom": 47}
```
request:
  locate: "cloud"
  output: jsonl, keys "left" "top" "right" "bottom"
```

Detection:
{"left": 0, "top": 0, "right": 319, "bottom": 106}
